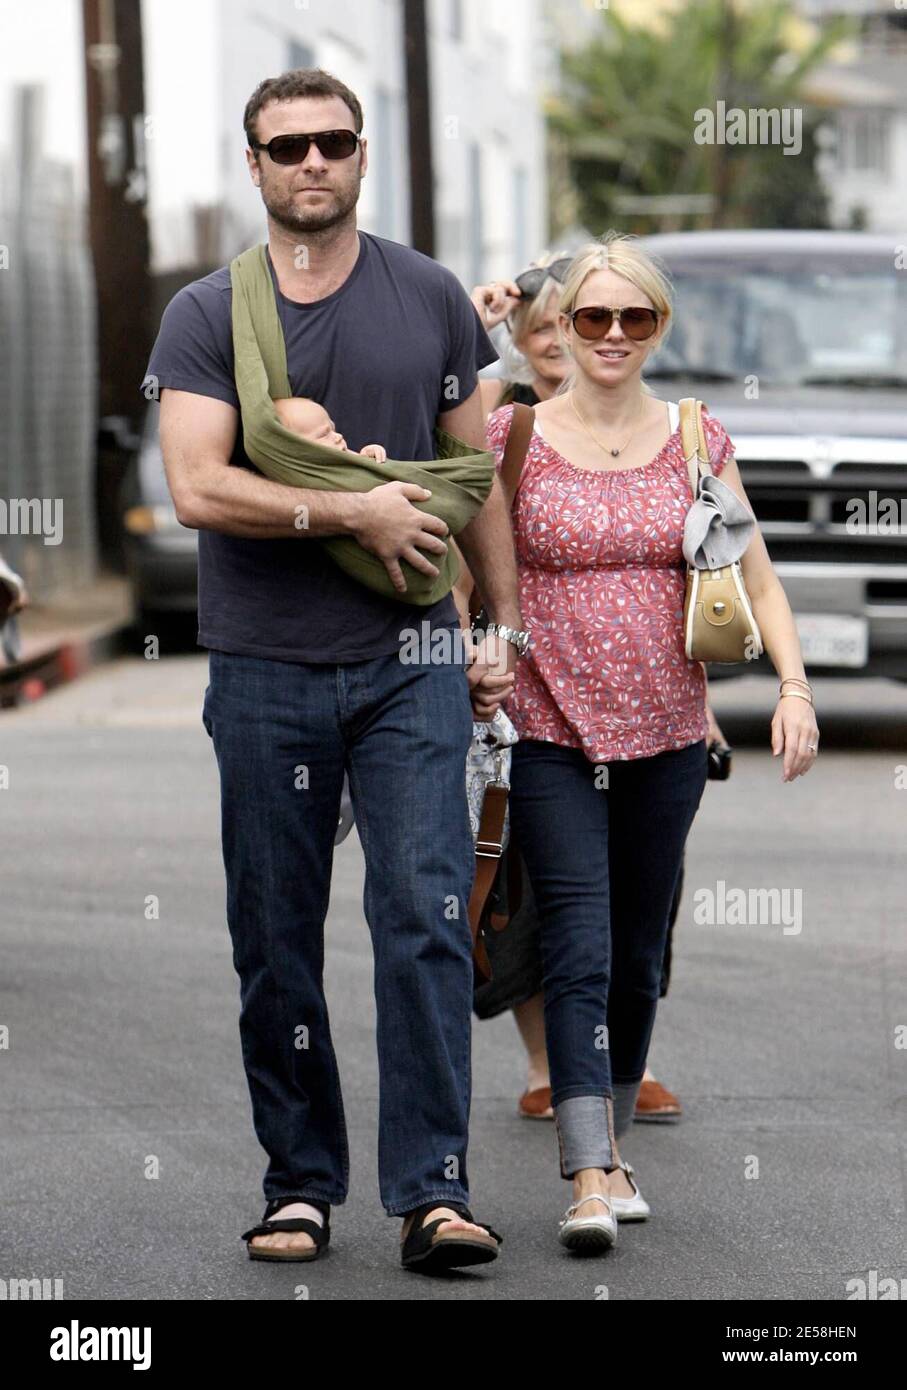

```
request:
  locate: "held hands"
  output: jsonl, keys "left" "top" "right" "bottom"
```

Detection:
{"left": 771, "top": 693, "right": 820, "bottom": 782}
{"left": 466, "top": 630, "right": 516, "bottom": 721}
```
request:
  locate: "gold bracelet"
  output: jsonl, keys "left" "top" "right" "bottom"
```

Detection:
{"left": 780, "top": 676, "right": 812, "bottom": 689}
{"left": 779, "top": 689, "right": 814, "bottom": 704}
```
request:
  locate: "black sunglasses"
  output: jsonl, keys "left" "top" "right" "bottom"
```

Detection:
{"left": 514, "top": 257, "right": 573, "bottom": 300}
{"left": 569, "top": 305, "right": 660, "bottom": 342}
{"left": 251, "top": 129, "right": 362, "bottom": 165}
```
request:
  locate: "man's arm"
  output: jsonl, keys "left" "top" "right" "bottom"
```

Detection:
{"left": 438, "top": 385, "right": 522, "bottom": 631}
{"left": 160, "top": 388, "right": 360, "bottom": 538}
{"left": 159, "top": 389, "right": 449, "bottom": 588}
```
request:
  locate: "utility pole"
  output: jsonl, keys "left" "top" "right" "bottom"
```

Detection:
{"left": 82, "top": 0, "right": 151, "bottom": 425}
{"left": 712, "top": 0, "right": 735, "bottom": 229}
{"left": 402, "top": 0, "right": 435, "bottom": 257}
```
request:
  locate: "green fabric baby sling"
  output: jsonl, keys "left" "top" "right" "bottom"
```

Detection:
{"left": 229, "top": 244, "right": 496, "bottom": 605}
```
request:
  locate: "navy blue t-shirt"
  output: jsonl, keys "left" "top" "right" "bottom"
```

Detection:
{"left": 143, "top": 232, "right": 498, "bottom": 662}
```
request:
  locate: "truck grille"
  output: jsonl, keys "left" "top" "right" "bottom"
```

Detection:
{"left": 736, "top": 454, "right": 907, "bottom": 565}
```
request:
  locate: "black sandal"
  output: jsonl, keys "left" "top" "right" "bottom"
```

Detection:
{"left": 241, "top": 1196, "right": 331, "bottom": 1262}
{"left": 400, "top": 1200, "right": 502, "bottom": 1273}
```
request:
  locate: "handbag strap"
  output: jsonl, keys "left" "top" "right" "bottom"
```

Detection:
{"left": 467, "top": 782, "right": 510, "bottom": 982}
{"left": 679, "top": 397, "right": 710, "bottom": 500}
{"left": 499, "top": 401, "right": 536, "bottom": 507}
{"left": 468, "top": 402, "right": 536, "bottom": 623}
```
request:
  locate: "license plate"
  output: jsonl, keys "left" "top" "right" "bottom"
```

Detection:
{"left": 795, "top": 614, "right": 868, "bottom": 668}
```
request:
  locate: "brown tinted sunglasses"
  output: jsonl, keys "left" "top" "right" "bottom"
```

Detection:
{"left": 569, "top": 306, "right": 660, "bottom": 341}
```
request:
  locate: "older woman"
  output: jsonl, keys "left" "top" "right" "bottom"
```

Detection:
{"left": 481, "top": 232, "right": 819, "bottom": 1251}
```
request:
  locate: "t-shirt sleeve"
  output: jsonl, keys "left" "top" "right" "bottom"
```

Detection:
{"left": 701, "top": 406, "right": 735, "bottom": 478}
{"left": 142, "top": 282, "right": 239, "bottom": 410}
{"left": 484, "top": 404, "right": 515, "bottom": 475}
{"left": 438, "top": 270, "right": 500, "bottom": 416}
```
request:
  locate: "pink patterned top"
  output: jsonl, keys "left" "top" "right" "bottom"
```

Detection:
{"left": 485, "top": 401, "right": 735, "bottom": 762}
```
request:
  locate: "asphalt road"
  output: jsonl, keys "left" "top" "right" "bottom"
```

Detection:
{"left": 1, "top": 649, "right": 905, "bottom": 1301}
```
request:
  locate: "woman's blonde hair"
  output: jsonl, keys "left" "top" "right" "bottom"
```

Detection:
{"left": 555, "top": 232, "right": 674, "bottom": 396}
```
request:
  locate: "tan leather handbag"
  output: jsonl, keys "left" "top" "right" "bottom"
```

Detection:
{"left": 680, "top": 398, "right": 763, "bottom": 665}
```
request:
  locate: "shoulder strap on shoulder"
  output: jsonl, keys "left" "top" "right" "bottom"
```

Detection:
{"left": 500, "top": 403, "right": 535, "bottom": 507}
{"left": 679, "top": 397, "right": 710, "bottom": 498}
{"left": 466, "top": 402, "right": 535, "bottom": 626}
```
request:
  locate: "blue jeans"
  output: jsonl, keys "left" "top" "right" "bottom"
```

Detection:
{"left": 201, "top": 645, "right": 476, "bottom": 1216}
{"left": 507, "top": 737, "right": 708, "bottom": 1177}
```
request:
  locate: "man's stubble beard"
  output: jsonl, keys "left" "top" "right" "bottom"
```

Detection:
{"left": 260, "top": 171, "right": 362, "bottom": 237}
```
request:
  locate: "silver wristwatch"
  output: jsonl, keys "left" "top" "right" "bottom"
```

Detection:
{"left": 485, "top": 622, "right": 532, "bottom": 657}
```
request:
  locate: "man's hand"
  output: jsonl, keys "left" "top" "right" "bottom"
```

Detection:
{"left": 466, "top": 630, "right": 516, "bottom": 721}
{"left": 348, "top": 482, "right": 450, "bottom": 594}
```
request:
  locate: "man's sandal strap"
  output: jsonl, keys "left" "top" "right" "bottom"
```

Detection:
{"left": 402, "top": 1201, "right": 502, "bottom": 1261}
{"left": 241, "top": 1217, "right": 328, "bottom": 1244}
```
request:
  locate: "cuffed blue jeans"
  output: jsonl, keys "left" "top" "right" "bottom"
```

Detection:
{"left": 202, "top": 645, "right": 476, "bottom": 1216}
{"left": 507, "top": 737, "right": 708, "bottom": 1178}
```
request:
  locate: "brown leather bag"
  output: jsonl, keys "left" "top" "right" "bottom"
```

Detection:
{"left": 466, "top": 401, "right": 535, "bottom": 980}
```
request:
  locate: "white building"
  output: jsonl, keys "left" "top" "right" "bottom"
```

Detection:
{"left": 797, "top": 0, "right": 907, "bottom": 232}
{"left": 0, "top": 0, "right": 547, "bottom": 285}
{"left": 141, "top": 0, "right": 546, "bottom": 285}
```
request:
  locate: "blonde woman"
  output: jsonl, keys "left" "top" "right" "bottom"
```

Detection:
{"left": 481, "top": 232, "right": 819, "bottom": 1251}
{"left": 467, "top": 254, "right": 697, "bottom": 1126}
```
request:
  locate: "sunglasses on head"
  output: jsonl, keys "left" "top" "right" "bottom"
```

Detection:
{"left": 251, "top": 129, "right": 362, "bottom": 165}
{"left": 514, "top": 256, "right": 573, "bottom": 300}
{"left": 568, "top": 305, "right": 660, "bottom": 342}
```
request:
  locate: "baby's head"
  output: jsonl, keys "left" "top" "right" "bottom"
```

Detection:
{"left": 274, "top": 397, "right": 347, "bottom": 451}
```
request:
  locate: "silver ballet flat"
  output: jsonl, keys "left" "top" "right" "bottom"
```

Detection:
{"left": 608, "top": 1160, "right": 651, "bottom": 1223}
{"left": 558, "top": 1192, "right": 617, "bottom": 1252}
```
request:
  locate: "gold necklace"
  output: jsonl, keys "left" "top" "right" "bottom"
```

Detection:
{"left": 570, "top": 390, "right": 646, "bottom": 458}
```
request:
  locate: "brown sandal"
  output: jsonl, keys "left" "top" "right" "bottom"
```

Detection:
{"left": 634, "top": 1079, "right": 682, "bottom": 1122}
{"left": 519, "top": 1085, "right": 553, "bottom": 1119}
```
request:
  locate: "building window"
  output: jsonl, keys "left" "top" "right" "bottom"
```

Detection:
{"left": 842, "top": 109, "right": 891, "bottom": 177}
{"left": 469, "top": 140, "right": 483, "bottom": 288}
{"left": 287, "top": 40, "right": 315, "bottom": 71}
{"left": 374, "top": 86, "right": 395, "bottom": 239}
{"left": 512, "top": 166, "right": 527, "bottom": 272}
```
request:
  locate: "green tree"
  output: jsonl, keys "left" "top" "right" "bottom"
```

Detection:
{"left": 548, "top": 0, "right": 850, "bottom": 237}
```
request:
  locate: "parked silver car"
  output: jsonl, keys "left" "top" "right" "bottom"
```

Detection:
{"left": 641, "top": 231, "right": 907, "bottom": 680}
{"left": 121, "top": 405, "right": 198, "bottom": 627}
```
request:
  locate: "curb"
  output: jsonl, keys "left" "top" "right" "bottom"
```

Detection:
{"left": 0, "top": 621, "right": 131, "bottom": 711}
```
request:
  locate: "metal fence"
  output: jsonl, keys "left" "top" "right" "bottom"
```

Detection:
{"left": 0, "top": 87, "right": 98, "bottom": 603}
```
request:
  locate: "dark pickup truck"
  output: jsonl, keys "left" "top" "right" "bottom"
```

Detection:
{"left": 641, "top": 231, "right": 907, "bottom": 680}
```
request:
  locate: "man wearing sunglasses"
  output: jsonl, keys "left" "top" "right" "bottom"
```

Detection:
{"left": 144, "top": 69, "right": 522, "bottom": 1271}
